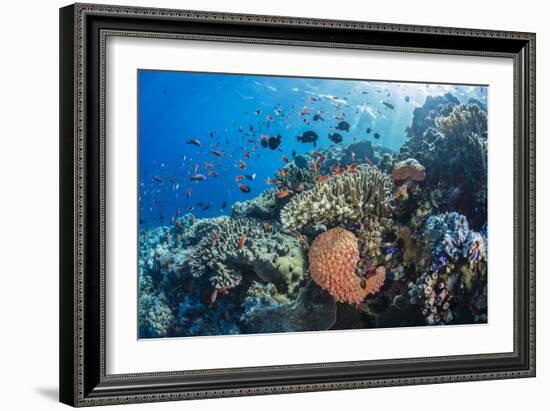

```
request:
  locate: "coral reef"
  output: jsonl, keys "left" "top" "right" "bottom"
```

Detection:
{"left": 188, "top": 217, "right": 306, "bottom": 295}
{"left": 281, "top": 165, "right": 393, "bottom": 231}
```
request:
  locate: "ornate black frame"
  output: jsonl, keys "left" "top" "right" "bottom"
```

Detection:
{"left": 59, "top": 3, "right": 536, "bottom": 407}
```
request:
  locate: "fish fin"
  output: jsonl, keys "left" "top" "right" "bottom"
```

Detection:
{"left": 313, "top": 140, "right": 317, "bottom": 147}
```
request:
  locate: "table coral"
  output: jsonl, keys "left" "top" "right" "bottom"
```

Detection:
{"left": 281, "top": 165, "right": 393, "bottom": 231}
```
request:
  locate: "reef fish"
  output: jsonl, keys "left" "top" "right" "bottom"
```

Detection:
{"left": 405, "top": 96, "right": 410, "bottom": 103}
{"left": 221, "top": 201, "right": 227, "bottom": 210}
{"left": 186, "top": 139, "right": 201, "bottom": 146}
{"left": 366, "top": 127, "right": 372, "bottom": 134}
{"left": 373, "top": 132, "right": 381, "bottom": 140}
{"left": 382, "top": 101, "right": 395, "bottom": 110}
{"left": 211, "top": 149, "right": 224, "bottom": 157}
{"left": 238, "top": 183, "right": 251, "bottom": 193}
{"left": 329, "top": 133, "right": 343, "bottom": 143}
{"left": 313, "top": 113, "right": 324, "bottom": 121}
{"left": 190, "top": 174, "right": 207, "bottom": 181}
{"left": 297, "top": 130, "right": 319, "bottom": 147}
{"left": 245, "top": 173, "right": 256, "bottom": 181}
{"left": 336, "top": 121, "right": 350, "bottom": 131}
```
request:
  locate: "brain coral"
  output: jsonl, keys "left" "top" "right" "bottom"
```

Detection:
{"left": 281, "top": 165, "right": 393, "bottom": 231}
{"left": 308, "top": 227, "right": 366, "bottom": 304}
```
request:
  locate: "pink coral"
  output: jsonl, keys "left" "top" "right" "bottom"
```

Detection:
{"left": 308, "top": 228, "right": 365, "bottom": 304}
{"left": 364, "top": 266, "right": 386, "bottom": 296}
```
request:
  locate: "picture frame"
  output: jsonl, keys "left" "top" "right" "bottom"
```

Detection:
{"left": 59, "top": 2, "right": 536, "bottom": 407}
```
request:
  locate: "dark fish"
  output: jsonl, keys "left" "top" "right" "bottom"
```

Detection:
{"left": 313, "top": 113, "right": 324, "bottom": 121}
{"left": 197, "top": 202, "right": 205, "bottom": 207}
{"left": 382, "top": 101, "right": 395, "bottom": 110}
{"left": 329, "top": 133, "right": 343, "bottom": 143}
{"left": 245, "top": 173, "right": 256, "bottom": 181}
{"left": 255, "top": 109, "right": 261, "bottom": 115}
{"left": 221, "top": 201, "right": 227, "bottom": 210}
{"left": 190, "top": 174, "right": 207, "bottom": 181}
{"left": 297, "top": 130, "right": 318, "bottom": 147}
{"left": 366, "top": 127, "right": 372, "bottom": 134}
{"left": 361, "top": 91, "right": 368, "bottom": 94}
{"left": 405, "top": 96, "right": 410, "bottom": 103}
{"left": 268, "top": 134, "right": 282, "bottom": 150}
{"left": 238, "top": 184, "right": 251, "bottom": 193}
{"left": 153, "top": 176, "right": 163, "bottom": 184}
{"left": 186, "top": 139, "right": 201, "bottom": 147}
{"left": 139, "top": 218, "right": 147, "bottom": 225}
{"left": 292, "top": 150, "right": 297, "bottom": 157}
{"left": 336, "top": 121, "right": 350, "bottom": 131}
{"left": 373, "top": 132, "right": 380, "bottom": 139}
{"left": 209, "top": 130, "right": 215, "bottom": 137}
{"left": 202, "top": 204, "right": 210, "bottom": 211}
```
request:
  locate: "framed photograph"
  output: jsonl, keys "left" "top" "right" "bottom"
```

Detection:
{"left": 59, "top": 3, "right": 536, "bottom": 407}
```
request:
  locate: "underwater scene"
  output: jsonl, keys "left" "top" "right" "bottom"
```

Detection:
{"left": 138, "top": 70, "right": 488, "bottom": 339}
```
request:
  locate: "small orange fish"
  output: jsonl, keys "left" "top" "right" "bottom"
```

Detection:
{"left": 266, "top": 178, "right": 278, "bottom": 185}
{"left": 211, "top": 233, "right": 220, "bottom": 247}
{"left": 204, "top": 162, "right": 215, "bottom": 169}
{"left": 208, "top": 171, "right": 218, "bottom": 177}
{"left": 276, "top": 188, "right": 289, "bottom": 198}
{"left": 176, "top": 234, "right": 182, "bottom": 242}
{"left": 281, "top": 156, "right": 289, "bottom": 163}
{"left": 210, "top": 288, "right": 218, "bottom": 305}
{"left": 291, "top": 183, "right": 305, "bottom": 193}
{"left": 243, "top": 152, "right": 251, "bottom": 158}
{"left": 262, "top": 222, "right": 271, "bottom": 232}
{"left": 278, "top": 169, "right": 287, "bottom": 177}
{"left": 310, "top": 150, "right": 323, "bottom": 157}
{"left": 238, "top": 234, "right": 247, "bottom": 249}
{"left": 235, "top": 175, "right": 245, "bottom": 181}
{"left": 346, "top": 163, "right": 359, "bottom": 173}
{"left": 239, "top": 160, "right": 247, "bottom": 170}
{"left": 211, "top": 150, "right": 223, "bottom": 157}
{"left": 238, "top": 183, "right": 251, "bottom": 193}
{"left": 315, "top": 175, "right": 330, "bottom": 185}
{"left": 189, "top": 214, "right": 196, "bottom": 224}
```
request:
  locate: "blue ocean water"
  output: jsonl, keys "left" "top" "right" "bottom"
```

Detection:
{"left": 138, "top": 70, "right": 487, "bottom": 226}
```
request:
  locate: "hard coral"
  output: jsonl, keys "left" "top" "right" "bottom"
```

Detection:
{"left": 281, "top": 165, "right": 393, "bottom": 231}
{"left": 188, "top": 217, "right": 306, "bottom": 295}
{"left": 392, "top": 158, "right": 426, "bottom": 182}
{"left": 308, "top": 227, "right": 365, "bottom": 304}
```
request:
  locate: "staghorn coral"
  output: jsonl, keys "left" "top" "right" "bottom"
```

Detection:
{"left": 308, "top": 227, "right": 366, "bottom": 304}
{"left": 392, "top": 158, "right": 426, "bottom": 182}
{"left": 281, "top": 165, "right": 393, "bottom": 231}
{"left": 188, "top": 217, "right": 306, "bottom": 295}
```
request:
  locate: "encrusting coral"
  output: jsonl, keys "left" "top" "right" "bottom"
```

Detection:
{"left": 188, "top": 217, "right": 306, "bottom": 295}
{"left": 281, "top": 165, "right": 393, "bottom": 231}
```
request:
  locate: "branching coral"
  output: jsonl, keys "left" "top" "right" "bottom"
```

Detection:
{"left": 281, "top": 165, "right": 393, "bottom": 231}
{"left": 188, "top": 217, "right": 306, "bottom": 295}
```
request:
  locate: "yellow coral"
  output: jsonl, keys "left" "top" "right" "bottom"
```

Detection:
{"left": 281, "top": 166, "right": 393, "bottom": 231}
